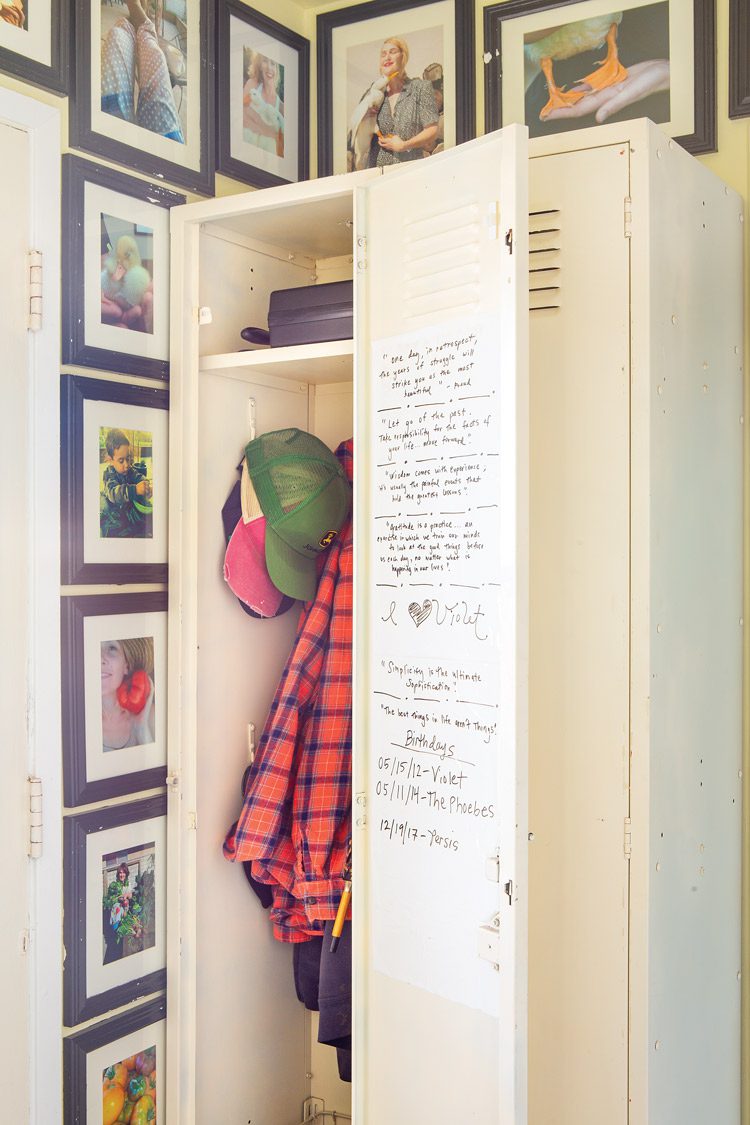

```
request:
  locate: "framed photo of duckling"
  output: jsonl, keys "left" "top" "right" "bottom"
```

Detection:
{"left": 62, "top": 592, "right": 168, "bottom": 806}
{"left": 216, "top": 0, "right": 309, "bottom": 189}
{"left": 317, "top": 0, "right": 476, "bottom": 177}
{"left": 69, "top": 0, "right": 214, "bottom": 195}
{"left": 0, "top": 0, "right": 70, "bottom": 93}
{"left": 63, "top": 996, "right": 164, "bottom": 1124}
{"left": 483, "top": 0, "right": 716, "bottom": 155}
{"left": 63, "top": 795, "right": 167, "bottom": 1025}
{"left": 61, "top": 375, "right": 169, "bottom": 585}
{"left": 62, "top": 155, "right": 184, "bottom": 381}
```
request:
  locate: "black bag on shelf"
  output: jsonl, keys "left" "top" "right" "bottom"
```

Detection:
{"left": 268, "top": 280, "right": 353, "bottom": 347}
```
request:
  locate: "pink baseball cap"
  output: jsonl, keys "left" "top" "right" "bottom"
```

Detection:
{"left": 223, "top": 515, "right": 285, "bottom": 618}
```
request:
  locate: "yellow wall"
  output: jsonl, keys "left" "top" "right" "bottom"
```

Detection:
{"left": 2, "top": 0, "right": 746, "bottom": 1118}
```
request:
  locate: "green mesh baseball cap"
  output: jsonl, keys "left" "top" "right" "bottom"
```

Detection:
{"left": 244, "top": 428, "right": 352, "bottom": 600}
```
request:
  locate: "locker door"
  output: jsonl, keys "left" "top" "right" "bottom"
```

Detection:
{"left": 355, "top": 126, "right": 528, "bottom": 1124}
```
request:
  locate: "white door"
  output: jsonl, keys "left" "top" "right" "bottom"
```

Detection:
{"left": 355, "top": 126, "right": 529, "bottom": 1124}
{"left": 0, "top": 118, "right": 32, "bottom": 1124}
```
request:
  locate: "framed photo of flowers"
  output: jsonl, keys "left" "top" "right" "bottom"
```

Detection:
{"left": 64, "top": 996, "right": 164, "bottom": 1124}
{"left": 62, "top": 155, "right": 184, "bottom": 381}
{"left": 61, "top": 375, "right": 169, "bottom": 585}
{"left": 483, "top": 0, "right": 716, "bottom": 155}
{"left": 0, "top": 0, "right": 69, "bottom": 93}
{"left": 317, "top": 0, "right": 475, "bottom": 176}
{"left": 69, "top": 0, "right": 214, "bottom": 195}
{"left": 216, "top": 0, "right": 309, "bottom": 188}
{"left": 63, "top": 795, "right": 167, "bottom": 1026}
{"left": 62, "top": 592, "right": 168, "bottom": 806}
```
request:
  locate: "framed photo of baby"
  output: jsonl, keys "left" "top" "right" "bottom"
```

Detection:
{"left": 61, "top": 592, "right": 168, "bottom": 806}
{"left": 61, "top": 375, "right": 169, "bottom": 585}
{"left": 63, "top": 796, "right": 167, "bottom": 1025}
{"left": 317, "top": 0, "right": 476, "bottom": 177}
{"left": 62, "top": 156, "right": 184, "bottom": 381}
{"left": 69, "top": 0, "right": 214, "bottom": 195}
{"left": 484, "top": 0, "right": 716, "bottom": 155}
{"left": 216, "top": 0, "right": 309, "bottom": 188}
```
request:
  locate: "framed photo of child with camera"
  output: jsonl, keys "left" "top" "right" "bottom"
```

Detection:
{"left": 61, "top": 375, "right": 169, "bottom": 584}
{"left": 62, "top": 155, "right": 185, "bottom": 382}
{"left": 62, "top": 591, "right": 168, "bottom": 806}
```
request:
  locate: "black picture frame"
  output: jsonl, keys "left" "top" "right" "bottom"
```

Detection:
{"left": 317, "top": 0, "right": 475, "bottom": 177}
{"left": 64, "top": 996, "right": 165, "bottom": 1122}
{"left": 64, "top": 795, "right": 168, "bottom": 1026}
{"left": 729, "top": 0, "right": 750, "bottom": 117}
{"left": 0, "top": 0, "right": 70, "bottom": 93}
{"left": 62, "top": 155, "right": 184, "bottom": 381}
{"left": 61, "top": 374, "right": 169, "bottom": 585}
{"left": 484, "top": 0, "right": 716, "bottom": 156}
{"left": 62, "top": 592, "right": 168, "bottom": 806}
{"left": 216, "top": 0, "right": 310, "bottom": 188}
{"left": 69, "top": 0, "right": 215, "bottom": 195}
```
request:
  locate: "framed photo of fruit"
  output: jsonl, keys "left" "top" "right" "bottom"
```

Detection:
{"left": 62, "top": 592, "right": 168, "bottom": 806}
{"left": 64, "top": 995, "right": 164, "bottom": 1123}
{"left": 61, "top": 375, "right": 169, "bottom": 585}
{"left": 64, "top": 796, "right": 167, "bottom": 1026}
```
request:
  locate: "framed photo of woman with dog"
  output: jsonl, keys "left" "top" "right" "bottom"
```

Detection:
{"left": 317, "top": 0, "right": 475, "bottom": 177}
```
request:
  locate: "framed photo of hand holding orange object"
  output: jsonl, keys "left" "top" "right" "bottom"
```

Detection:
{"left": 484, "top": 0, "right": 716, "bottom": 154}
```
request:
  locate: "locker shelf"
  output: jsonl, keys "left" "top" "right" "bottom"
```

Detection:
{"left": 198, "top": 339, "right": 354, "bottom": 384}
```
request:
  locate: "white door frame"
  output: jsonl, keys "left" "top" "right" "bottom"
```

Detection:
{"left": 0, "top": 86, "right": 62, "bottom": 1124}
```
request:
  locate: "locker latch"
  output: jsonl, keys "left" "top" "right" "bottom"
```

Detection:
{"left": 505, "top": 228, "right": 514, "bottom": 255}
{"left": 478, "top": 912, "right": 501, "bottom": 970}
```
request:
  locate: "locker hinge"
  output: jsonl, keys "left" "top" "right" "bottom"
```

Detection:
{"left": 355, "top": 790, "right": 367, "bottom": 828}
{"left": 478, "top": 912, "right": 501, "bottom": 970}
{"left": 28, "top": 249, "right": 42, "bottom": 331}
{"left": 28, "top": 776, "right": 42, "bottom": 859}
{"left": 623, "top": 196, "right": 633, "bottom": 239}
{"left": 624, "top": 816, "right": 632, "bottom": 858}
{"left": 356, "top": 236, "right": 367, "bottom": 272}
{"left": 195, "top": 306, "right": 213, "bottom": 325}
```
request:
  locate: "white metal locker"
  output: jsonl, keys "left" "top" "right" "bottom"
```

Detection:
{"left": 166, "top": 119, "right": 742, "bottom": 1125}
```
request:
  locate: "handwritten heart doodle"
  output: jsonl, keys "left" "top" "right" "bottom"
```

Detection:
{"left": 408, "top": 600, "right": 432, "bottom": 627}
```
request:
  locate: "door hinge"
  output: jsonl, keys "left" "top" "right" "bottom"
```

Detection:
{"left": 624, "top": 196, "right": 633, "bottom": 239}
{"left": 478, "top": 911, "right": 501, "bottom": 970}
{"left": 356, "top": 235, "right": 367, "bottom": 272}
{"left": 28, "top": 249, "right": 42, "bottom": 331}
{"left": 624, "top": 816, "right": 632, "bottom": 858}
{"left": 28, "top": 776, "right": 42, "bottom": 859}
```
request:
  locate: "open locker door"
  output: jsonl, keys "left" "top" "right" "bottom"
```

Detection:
{"left": 354, "top": 126, "right": 529, "bottom": 1124}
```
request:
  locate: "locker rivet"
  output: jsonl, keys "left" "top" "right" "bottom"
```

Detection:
{"left": 740, "top": 618, "right": 744, "bottom": 627}
{"left": 702, "top": 384, "right": 709, "bottom": 393}
{"left": 703, "top": 360, "right": 709, "bottom": 369}
{"left": 654, "top": 1040, "right": 661, "bottom": 1050}
{"left": 656, "top": 862, "right": 661, "bottom": 872}
{"left": 740, "top": 416, "right": 745, "bottom": 425}
{"left": 738, "top": 770, "right": 743, "bottom": 779}
{"left": 528, "top": 831, "right": 535, "bottom": 842}
{"left": 671, "top": 315, "right": 678, "bottom": 325}
{"left": 699, "top": 866, "right": 705, "bottom": 876}
{"left": 738, "top": 972, "right": 742, "bottom": 981}
{"left": 657, "top": 385, "right": 663, "bottom": 395}
{"left": 656, "top": 148, "right": 662, "bottom": 158}
{"left": 699, "top": 843, "right": 705, "bottom": 853}
{"left": 656, "top": 624, "right": 662, "bottom": 634}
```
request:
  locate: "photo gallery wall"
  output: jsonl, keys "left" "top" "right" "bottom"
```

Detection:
{"left": 32, "top": 0, "right": 725, "bottom": 1114}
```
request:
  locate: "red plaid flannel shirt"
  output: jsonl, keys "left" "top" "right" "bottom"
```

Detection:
{"left": 223, "top": 440, "right": 353, "bottom": 942}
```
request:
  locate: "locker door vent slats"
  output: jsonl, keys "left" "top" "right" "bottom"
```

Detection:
{"left": 529, "top": 206, "right": 561, "bottom": 312}
{"left": 402, "top": 197, "right": 482, "bottom": 320}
